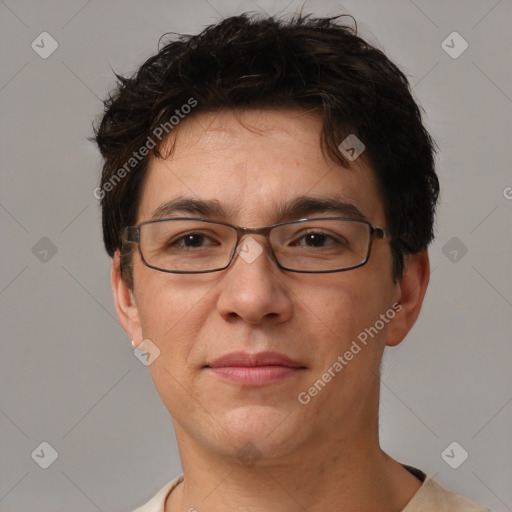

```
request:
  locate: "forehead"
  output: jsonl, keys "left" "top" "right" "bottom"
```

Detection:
{"left": 137, "top": 109, "right": 385, "bottom": 226}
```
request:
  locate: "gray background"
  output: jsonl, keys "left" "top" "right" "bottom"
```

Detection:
{"left": 1, "top": 0, "right": 511, "bottom": 510}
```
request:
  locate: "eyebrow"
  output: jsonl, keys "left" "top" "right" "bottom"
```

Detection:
{"left": 151, "top": 197, "right": 228, "bottom": 220}
{"left": 150, "top": 195, "right": 369, "bottom": 223}
{"left": 276, "top": 195, "right": 369, "bottom": 222}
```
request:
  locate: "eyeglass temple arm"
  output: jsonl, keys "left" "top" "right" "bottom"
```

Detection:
{"left": 125, "top": 226, "right": 140, "bottom": 243}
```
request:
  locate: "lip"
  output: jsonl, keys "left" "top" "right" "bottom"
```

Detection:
{"left": 205, "top": 351, "right": 306, "bottom": 386}
{"left": 207, "top": 351, "right": 303, "bottom": 368}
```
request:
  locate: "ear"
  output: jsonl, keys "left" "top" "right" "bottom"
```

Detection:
{"left": 386, "top": 250, "right": 430, "bottom": 347}
{"left": 112, "top": 250, "right": 143, "bottom": 346}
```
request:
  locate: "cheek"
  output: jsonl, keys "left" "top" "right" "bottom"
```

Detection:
{"left": 134, "top": 266, "right": 210, "bottom": 353}
{"left": 303, "top": 272, "right": 389, "bottom": 341}
{"left": 134, "top": 271, "right": 211, "bottom": 411}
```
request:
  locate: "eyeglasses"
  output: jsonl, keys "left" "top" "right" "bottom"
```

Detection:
{"left": 125, "top": 217, "right": 387, "bottom": 274}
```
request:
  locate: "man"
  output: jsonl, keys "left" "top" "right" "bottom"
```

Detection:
{"left": 93, "top": 13, "right": 490, "bottom": 512}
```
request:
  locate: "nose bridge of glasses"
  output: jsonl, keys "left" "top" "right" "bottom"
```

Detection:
{"left": 234, "top": 225, "right": 274, "bottom": 245}
{"left": 237, "top": 225, "right": 273, "bottom": 235}
{"left": 230, "top": 226, "right": 279, "bottom": 267}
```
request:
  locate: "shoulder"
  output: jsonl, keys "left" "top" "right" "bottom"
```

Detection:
{"left": 132, "top": 474, "right": 184, "bottom": 512}
{"left": 403, "top": 475, "right": 491, "bottom": 512}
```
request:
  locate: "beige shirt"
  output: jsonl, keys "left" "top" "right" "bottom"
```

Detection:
{"left": 133, "top": 471, "right": 490, "bottom": 512}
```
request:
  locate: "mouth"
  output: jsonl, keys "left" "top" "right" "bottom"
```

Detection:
{"left": 204, "top": 351, "right": 306, "bottom": 386}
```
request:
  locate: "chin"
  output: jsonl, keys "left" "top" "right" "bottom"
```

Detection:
{"left": 215, "top": 405, "right": 307, "bottom": 456}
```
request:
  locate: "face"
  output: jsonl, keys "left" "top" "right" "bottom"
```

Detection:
{"left": 114, "top": 109, "right": 422, "bottom": 465}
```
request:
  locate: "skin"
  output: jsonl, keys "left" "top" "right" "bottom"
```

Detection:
{"left": 112, "top": 108, "right": 430, "bottom": 511}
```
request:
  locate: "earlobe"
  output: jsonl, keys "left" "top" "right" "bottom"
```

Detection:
{"left": 386, "top": 250, "right": 430, "bottom": 347}
{"left": 111, "top": 250, "right": 143, "bottom": 344}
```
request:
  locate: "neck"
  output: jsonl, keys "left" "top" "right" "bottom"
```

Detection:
{"left": 166, "top": 420, "right": 421, "bottom": 512}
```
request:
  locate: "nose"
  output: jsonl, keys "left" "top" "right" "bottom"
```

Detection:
{"left": 216, "top": 235, "right": 293, "bottom": 325}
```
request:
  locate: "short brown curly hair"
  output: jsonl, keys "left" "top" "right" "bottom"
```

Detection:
{"left": 92, "top": 13, "right": 439, "bottom": 287}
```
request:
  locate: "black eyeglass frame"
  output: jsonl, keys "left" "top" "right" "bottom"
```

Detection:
{"left": 125, "top": 217, "right": 387, "bottom": 274}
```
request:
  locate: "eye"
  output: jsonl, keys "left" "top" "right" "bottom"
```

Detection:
{"left": 170, "top": 232, "right": 218, "bottom": 249}
{"left": 292, "top": 230, "right": 348, "bottom": 248}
